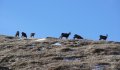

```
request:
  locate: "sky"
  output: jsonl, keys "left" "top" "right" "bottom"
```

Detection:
{"left": 0, "top": 0, "right": 120, "bottom": 41}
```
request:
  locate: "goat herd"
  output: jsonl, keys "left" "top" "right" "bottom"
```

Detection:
{"left": 15, "top": 31, "right": 108, "bottom": 40}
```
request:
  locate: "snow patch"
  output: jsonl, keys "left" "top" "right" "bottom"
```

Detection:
{"left": 35, "top": 38, "right": 46, "bottom": 42}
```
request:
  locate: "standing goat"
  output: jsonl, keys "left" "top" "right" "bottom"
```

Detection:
{"left": 59, "top": 32, "right": 71, "bottom": 39}
{"left": 21, "top": 32, "right": 27, "bottom": 38}
{"left": 99, "top": 34, "right": 108, "bottom": 40}
{"left": 30, "top": 33, "right": 35, "bottom": 38}
{"left": 15, "top": 31, "right": 19, "bottom": 37}
{"left": 73, "top": 34, "right": 83, "bottom": 39}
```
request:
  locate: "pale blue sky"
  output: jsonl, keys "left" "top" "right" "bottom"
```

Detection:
{"left": 0, "top": 0, "right": 120, "bottom": 41}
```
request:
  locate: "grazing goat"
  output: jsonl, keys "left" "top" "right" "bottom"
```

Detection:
{"left": 99, "top": 34, "right": 108, "bottom": 40}
{"left": 15, "top": 31, "right": 19, "bottom": 37}
{"left": 59, "top": 32, "right": 71, "bottom": 39}
{"left": 21, "top": 32, "right": 27, "bottom": 38}
{"left": 30, "top": 33, "right": 35, "bottom": 38}
{"left": 73, "top": 34, "right": 83, "bottom": 39}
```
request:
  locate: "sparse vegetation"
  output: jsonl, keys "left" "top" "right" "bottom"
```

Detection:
{"left": 0, "top": 35, "right": 120, "bottom": 70}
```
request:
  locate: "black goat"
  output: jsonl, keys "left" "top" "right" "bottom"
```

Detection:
{"left": 73, "top": 34, "right": 83, "bottom": 39}
{"left": 21, "top": 32, "right": 27, "bottom": 38}
{"left": 30, "top": 33, "right": 35, "bottom": 38}
{"left": 99, "top": 34, "right": 108, "bottom": 40}
{"left": 15, "top": 31, "right": 19, "bottom": 37}
{"left": 59, "top": 32, "right": 71, "bottom": 39}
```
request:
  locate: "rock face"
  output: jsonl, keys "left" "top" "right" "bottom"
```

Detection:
{"left": 0, "top": 35, "right": 120, "bottom": 70}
